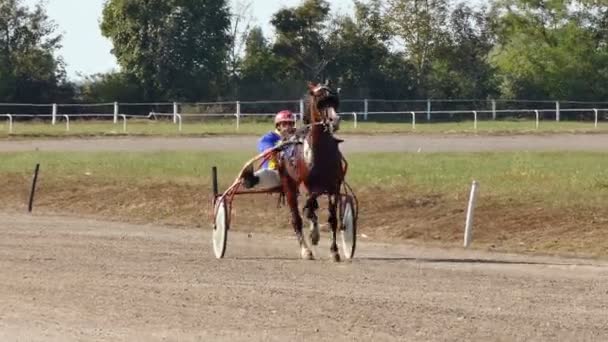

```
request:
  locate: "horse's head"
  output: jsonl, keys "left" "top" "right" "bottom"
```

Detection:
{"left": 306, "top": 80, "right": 341, "bottom": 132}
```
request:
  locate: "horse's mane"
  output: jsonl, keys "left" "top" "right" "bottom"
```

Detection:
{"left": 302, "top": 92, "right": 313, "bottom": 125}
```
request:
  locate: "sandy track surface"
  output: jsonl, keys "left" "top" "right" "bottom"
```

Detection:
{"left": 3, "top": 133, "right": 608, "bottom": 152}
{"left": 1, "top": 212, "right": 607, "bottom": 341}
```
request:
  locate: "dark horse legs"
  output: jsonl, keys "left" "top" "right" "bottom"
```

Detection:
{"left": 284, "top": 178, "right": 313, "bottom": 260}
{"left": 304, "top": 191, "right": 341, "bottom": 262}
{"left": 303, "top": 196, "right": 320, "bottom": 246}
{"left": 327, "top": 194, "right": 340, "bottom": 262}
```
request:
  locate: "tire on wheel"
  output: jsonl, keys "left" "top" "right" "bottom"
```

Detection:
{"left": 340, "top": 195, "right": 357, "bottom": 260}
{"left": 212, "top": 197, "right": 229, "bottom": 259}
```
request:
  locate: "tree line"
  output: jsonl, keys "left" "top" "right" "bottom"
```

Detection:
{"left": 1, "top": 0, "right": 608, "bottom": 104}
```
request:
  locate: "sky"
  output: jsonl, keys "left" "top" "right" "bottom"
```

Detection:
{"left": 23, "top": 0, "right": 355, "bottom": 81}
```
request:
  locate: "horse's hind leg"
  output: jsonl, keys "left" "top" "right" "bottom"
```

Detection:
{"left": 303, "top": 195, "right": 320, "bottom": 246}
{"left": 286, "top": 181, "right": 313, "bottom": 260}
{"left": 328, "top": 194, "right": 340, "bottom": 262}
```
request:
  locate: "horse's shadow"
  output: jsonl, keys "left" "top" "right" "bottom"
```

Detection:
{"left": 231, "top": 255, "right": 594, "bottom": 267}
{"left": 232, "top": 256, "right": 589, "bottom": 266}
{"left": 234, "top": 256, "right": 301, "bottom": 261}
{"left": 231, "top": 256, "right": 597, "bottom": 266}
{"left": 359, "top": 256, "right": 589, "bottom": 267}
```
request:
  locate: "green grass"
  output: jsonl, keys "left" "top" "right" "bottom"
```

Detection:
{"left": 2, "top": 150, "right": 608, "bottom": 207}
{"left": 0, "top": 118, "right": 606, "bottom": 138}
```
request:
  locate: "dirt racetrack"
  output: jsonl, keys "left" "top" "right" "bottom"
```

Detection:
{"left": 2, "top": 134, "right": 608, "bottom": 341}
{"left": 1, "top": 211, "right": 607, "bottom": 341}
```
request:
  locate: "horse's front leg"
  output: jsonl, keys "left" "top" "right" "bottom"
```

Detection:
{"left": 328, "top": 194, "right": 340, "bottom": 262}
{"left": 285, "top": 181, "right": 313, "bottom": 260}
{"left": 303, "top": 195, "right": 320, "bottom": 246}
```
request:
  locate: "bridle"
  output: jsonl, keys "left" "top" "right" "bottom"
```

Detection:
{"left": 308, "top": 84, "right": 340, "bottom": 132}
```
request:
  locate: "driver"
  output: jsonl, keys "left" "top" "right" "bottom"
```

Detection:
{"left": 241, "top": 110, "right": 296, "bottom": 189}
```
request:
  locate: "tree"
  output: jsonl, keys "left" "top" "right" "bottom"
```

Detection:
{"left": 270, "top": 0, "right": 336, "bottom": 81}
{"left": 327, "top": 0, "right": 415, "bottom": 99}
{"left": 0, "top": 0, "right": 73, "bottom": 102}
{"left": 226, "top": 0, "right": 254, "bottom": 98}
{"left": 426, "top": 3, "right": 499, "bottom": 99}
{"left": 238, "top": 26, "right": 294, "bottom": 100}
{"left": 101, "top": 0, "right": 232, "bottom": 101}
{"left": 77, "top": 72, "right": 142, "bottom": 102}
{"left": 384, "top": 0, "right": 450, "bottom": 95}
{"left": 489, "top": 0, "right": 608, "bottom": 100}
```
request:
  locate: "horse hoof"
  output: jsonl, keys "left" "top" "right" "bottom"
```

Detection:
{"left": 301, "top": 248, "right": 314, "bottom": 260}
{"left": 331, "top": 252, "right": 341, "bottom": 262}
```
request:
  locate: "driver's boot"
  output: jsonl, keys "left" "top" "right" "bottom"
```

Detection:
{"left": 241, "top": 164, "right": 259, "bottom": 189}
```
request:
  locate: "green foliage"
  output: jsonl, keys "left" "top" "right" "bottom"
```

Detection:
{"left": 327, "top": 0, "right": 415, "bottom": 99}
{"left": 384, "top": 0, "right": 450, "bottom": 95}
{"left": 77, "top": 72, "right": 143, "bottom": 102}
{"left": 8, "top": 0, "right": 608, "bottom": 104}
{"left": 489, "top": 0, "right": 608, "bottom": 100}
{"left": 427, "top": 3, "right": 499, "bottom": 99}
{"left": 100, "top": 0, "right": 232, "bottom": 101}
{"left": 270, "top": 0, "right": 334, "bottom": 81}
{"left": 0, "top": 0, "right": 74, "bottom": 102}
{"left": 238, "top": 26, "right": 294, "bottom": 100}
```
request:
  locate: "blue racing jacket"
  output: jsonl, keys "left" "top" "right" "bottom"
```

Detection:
{"left": 258, "top": 130, "right": 281, "bottom": 169}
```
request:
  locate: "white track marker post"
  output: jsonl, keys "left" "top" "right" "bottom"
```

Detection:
{"left": 464, "top": 180, "right": 479, "bottom": 248}
{"left": 534, "top": 110, "right": 540, "bottom": 129}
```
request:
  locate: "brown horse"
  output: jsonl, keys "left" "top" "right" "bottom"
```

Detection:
{"left": 277, "top": 80, "right": 346, "bottom": 261}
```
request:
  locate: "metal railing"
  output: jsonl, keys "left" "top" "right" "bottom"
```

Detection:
{"left": 1, "top": 99, "right": 607, "bottom": 133}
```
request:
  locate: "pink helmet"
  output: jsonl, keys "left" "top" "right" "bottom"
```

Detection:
{"left": 274, "top": 110, "right": 295, "bottom": 125}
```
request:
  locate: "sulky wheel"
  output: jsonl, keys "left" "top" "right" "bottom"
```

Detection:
{"left": 340, "top": 195, "right": 357, "bottom": 260}
{"left": 212, "top": 197, "right": 229, "bottom": 259}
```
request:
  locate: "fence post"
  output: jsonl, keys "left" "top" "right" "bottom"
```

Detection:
{"left": 364, "top": 99, "right": 368, "bottom": 121}
{"left": 299, "top": 99, "right": 304, "bottom": 123}
{"left": 235, "top": 101, "right": 241, "bottom": 131}
{"left": 534, "top": 110, "right": 540, "bottom": 129}
{"left": 173, "top": 102, "right": 178, "bottom": 124}
{"left": 464, "top": 180, "right": 479, "bottom": 248}
{"left": 410, "top": 111, "right": 416, "bottom": 130}
{"left": 556, "top": 101, "right": 560, "bottom": 121}
{"left": 4, "top": 114, "right": 13, "bottom": 133}
{"left": 491, "top": 99, "right": 496, "bottom": 120}
{"left": 427, "top": 99, "right": 431, "bottom": 121}
{"left": 594, "top": 108, "right": 598, "bottom": 128}
{"left": 352, "top": 112, "right": 357, "bottom": 128}
{"left": 473, "top": 111, "right": 478, "bottom": 130}
{"left": 113, "top": 101, "right": 119, "bottom": 124}
{"left": 120, "top": 114, "right": 127, "bottom": 132}
{"left": 52, "top": 103, "right": 57, "bottom": 125}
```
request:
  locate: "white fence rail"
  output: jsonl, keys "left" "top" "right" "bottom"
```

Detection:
{"left": 1, "top": 99, "right": 608, "bottom": 133}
